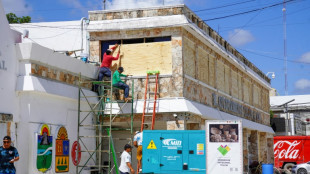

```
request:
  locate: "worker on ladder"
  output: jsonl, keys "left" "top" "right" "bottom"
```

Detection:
{"left": 133, "top": 131, "right": 143, "bottom": 173}
{"left": 112, "top": 67, "right": 132, "bottom": 102}
{"left": 98, "top": 43, "right": 120, "bottom": 81}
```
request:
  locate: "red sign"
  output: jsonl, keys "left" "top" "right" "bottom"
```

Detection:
{"left": 71, "top": 141, "right": 81, "bottom": 166}
{"left": 274, "top": 140, "right": 302, "bottom": 160}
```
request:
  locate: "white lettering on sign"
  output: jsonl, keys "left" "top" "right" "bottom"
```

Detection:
{"left": 162, "top": 139, "right": 182, "bottom": 149}
{"left": 274, "top": 140, "right": 301, "bottom": 159}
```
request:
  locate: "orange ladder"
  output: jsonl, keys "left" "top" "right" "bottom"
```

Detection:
{"left": 140, "top": 71, "right": 160, "bottom": 131}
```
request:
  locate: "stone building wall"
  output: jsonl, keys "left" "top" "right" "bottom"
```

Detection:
{"left": 89, "top": 27, "right": 184, "bottom": 99}
{"left": 182, "top": 29, "right": 270, "bottom": 126}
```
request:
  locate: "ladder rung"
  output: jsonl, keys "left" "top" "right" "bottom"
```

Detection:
{"left": 79, "top": 135, "right": 110, "bottom": 138}
{"left": 143, "top": 122, "right": 152, "bottom": 125}
{"left": 79, "top": 124, "right": 111, "bottom": 127}
{"left": 148, "top": 92, "right": 159, "bottom": 95}
{"left": 144, "top": 114, "right": 153, "bottom": 117}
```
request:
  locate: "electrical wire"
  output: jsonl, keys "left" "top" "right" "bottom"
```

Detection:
{"left": 238, "top": 48, "right": 310, "bottom": 65}
{"left": 203, "top": 0, "right": 300, "bottom": 22}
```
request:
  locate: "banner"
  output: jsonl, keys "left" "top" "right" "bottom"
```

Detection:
{"left": 206, "top": 120, "right": 243, "bottom": 174}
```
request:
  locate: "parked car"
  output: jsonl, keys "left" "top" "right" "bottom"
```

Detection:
{"left": 292, "top": 161, "right": 310, "bottom": 174}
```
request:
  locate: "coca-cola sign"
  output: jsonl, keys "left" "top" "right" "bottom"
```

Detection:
{"left": 274, "top": 140, "right": 301, "bottom": 160}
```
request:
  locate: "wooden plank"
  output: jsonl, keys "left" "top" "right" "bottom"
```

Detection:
{"left": 110, "top": 41, "right": 172, "bottom": 76}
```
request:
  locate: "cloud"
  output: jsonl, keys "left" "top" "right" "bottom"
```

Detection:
{"left": 294, "top": 79, "right": 310, "bottom": 94}
{"left": 106, "top": 0, "right": 184, "bottom": 10}
{"left": 2, "top": 0, "right": 32, "bottom": 15}
{"left": 295, "top": 79, "right": 310, "bottom": 90}
{"left": 299, "top": 52, "right": 310, "bottom": 63}
{"left": 228, "top": 29, "right": 255, "bottom": 47}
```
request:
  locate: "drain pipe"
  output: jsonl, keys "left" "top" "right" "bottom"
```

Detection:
{"left": 80, "top": 17, "right": 87, "bottom": 53}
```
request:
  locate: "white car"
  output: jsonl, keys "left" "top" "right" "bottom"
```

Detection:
{"left": 292, "top": 162, "right": 310, "bottom": 174}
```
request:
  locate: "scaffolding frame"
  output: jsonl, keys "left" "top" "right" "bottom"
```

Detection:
{"left": 77, "top": 74, "right": 134, "bottom": 174}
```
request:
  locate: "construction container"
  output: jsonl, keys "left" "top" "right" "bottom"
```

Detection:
{"left": 142, "top": 130, "right": 206, "bottom": 174}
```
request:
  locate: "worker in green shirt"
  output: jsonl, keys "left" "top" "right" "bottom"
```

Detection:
{"left": 113, "top": 67, "right": 131, "bottom": 102}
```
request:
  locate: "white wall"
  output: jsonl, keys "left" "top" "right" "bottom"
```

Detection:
{"left": 17, "top": 92, "right": 95, "bottom": 174}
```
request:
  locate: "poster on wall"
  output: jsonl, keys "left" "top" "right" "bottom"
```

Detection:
{"left": 37, "top": 124, "right": 53, "bottom": 173}
{"left": 206, "top": 120, "right": 243, "bottom": 174}
{"left": 55, "top": 126, "right": 70, "bottom": 173}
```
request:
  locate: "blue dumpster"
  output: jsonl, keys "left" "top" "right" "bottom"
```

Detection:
{"left": 142, "top": 130, "right": 206, "bottom": 174}
{"left": 262, "top": 164, "right": 273, "bottom": 174}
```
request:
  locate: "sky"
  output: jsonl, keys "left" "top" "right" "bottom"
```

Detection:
{"left": 2, "top": 0, "right": 310, "bottom": 96}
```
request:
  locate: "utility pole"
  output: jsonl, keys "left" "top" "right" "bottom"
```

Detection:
{"left": 163, "top": 0, "right": 164, "bottom": 5}
{"left": 278, "top": 99, "right": 295, "bottom": 135}
{"left": 283, "top": 0, "right": 288, "bottom": 95}
{"left": 103, "top": 0, "right": 106, "bottom": 10}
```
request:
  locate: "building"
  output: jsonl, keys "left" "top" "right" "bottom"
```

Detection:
{"left": 86, "top": 5, "right": 274, "bottom": 172}
{"left": 270, "top": 95, "right": 310, "bottom": 136}
{"left": 0, "top": 1, "right": 98, "bottom": 173}
{"left": 5, "top": 3, "right": 275, "bottom": 173}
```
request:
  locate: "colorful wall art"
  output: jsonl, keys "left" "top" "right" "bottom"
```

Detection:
{"left": 55, "top": 126, "right": 70, "bottom": 173}
{"left": 37, "top": 124, "right": 53, "bottom": 173}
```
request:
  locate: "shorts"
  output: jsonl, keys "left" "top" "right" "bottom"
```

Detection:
{"left": 137, "top": 145, "right": 142, "bottom": 160}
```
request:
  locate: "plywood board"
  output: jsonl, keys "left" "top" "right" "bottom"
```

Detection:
{"left": 110, "top": 42, "right": 172, "bottom": 76}
{"left": 231, "top": 70, "right": 238, "bottom": 98}
{"left": 224, "top": 64, "right": 230, "bottom": 94}
{"left": 197, "top": 47, "right": 209, "bottom": 84}
{"left": 209, "top": 56, "right": 215, "bottom": 87}
{"left": 216, "top": 59, "right": 225, "bottom": 92}
{"left": 183, "top": 37, "right": 196, "bottom": 78}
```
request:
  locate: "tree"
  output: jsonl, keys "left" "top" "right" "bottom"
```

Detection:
{"left": 6, "top": 13, "right": 31, "bottom": 24}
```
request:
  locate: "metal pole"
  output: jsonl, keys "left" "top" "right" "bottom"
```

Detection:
{"left": 285, "top": 104, "right": 289, "bottom": 135}
{"left": 283, "top": 0, "right": 288, "bottom": 95}
{"left": 163, "top": 0, "right": 164, "bottom": 5}
{"left": 76, "top": 73, "right": 81, "bottom": 174}
{"left": 104, "top": 0, "right": 106, "bottom": 10}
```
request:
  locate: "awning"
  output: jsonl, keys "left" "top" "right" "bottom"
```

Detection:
{"left": 116, "top": 97, "right": 275, "bottom": 134}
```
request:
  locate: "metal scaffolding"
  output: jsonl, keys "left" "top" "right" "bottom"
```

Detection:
{"left": 77, "top": 75, "right": 134, "bottom": 174}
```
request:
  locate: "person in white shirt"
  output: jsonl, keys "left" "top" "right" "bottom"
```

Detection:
{"left": 133, "top": 131, "right": 143, "bottom": 173}
{"left": 119, "top": 144, "right": 134, "bottom": 174}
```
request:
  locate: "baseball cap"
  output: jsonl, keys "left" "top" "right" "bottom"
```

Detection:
{"left": 124, "top": 144, "right": 132, "bottom": 150}
{"left": 3, "top": 136, "right": 11, "bottom": 141}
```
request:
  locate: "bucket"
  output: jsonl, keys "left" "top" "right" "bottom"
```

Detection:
{"left": 262, "top": 163, "right": 273, "bottom": 174}
{"left": 80, "top": 53, "right": 88, "bottom": 63}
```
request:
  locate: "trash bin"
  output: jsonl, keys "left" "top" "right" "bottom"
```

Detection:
{"left": 262, "top": 163, "right": 273, "bottom": 174}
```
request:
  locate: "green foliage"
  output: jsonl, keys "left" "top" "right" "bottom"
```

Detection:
{"left": 6, "top": 13, "right": 31, "bottom": 24}
{"left": 270, "top": 110, "right": 274, "bottom": 119}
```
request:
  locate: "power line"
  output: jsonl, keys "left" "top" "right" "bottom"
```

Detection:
{"left": 238, "top": 48, "right": 310, "bottom": 65}
{"left": 194, "top": 0, "right": 255, "bottom": 12}
{"left": 203, "top": 0, "right": 300, "bottom": 22}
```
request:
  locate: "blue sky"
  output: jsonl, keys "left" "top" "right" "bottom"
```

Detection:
{"left": 2, "top": 0, "right": 310, "bottom": 96}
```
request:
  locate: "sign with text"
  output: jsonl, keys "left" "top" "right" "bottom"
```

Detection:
{"left": 206, "top": 120, "right": 243, "bottom": 174}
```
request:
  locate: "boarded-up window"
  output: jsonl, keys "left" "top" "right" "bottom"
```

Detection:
{"left": 216, "top": 59, "right": 225, "bottom": 92}
{"left": 110, "top": 42, "right": 172, "bottom": 76}
{"left": 198, "top": 47, "right": 209, "bottom": 85}
{"left": 224, "top": 64, "right": 230, "bottom": 94}
{"left": 209, "top": 55, "right": 215, "bottom": 87}
{"left": 183, "top": 37, "right": 196, "bottom": 78}
{"left": 231, "top": 69, "right": 238, "bottom": 98}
